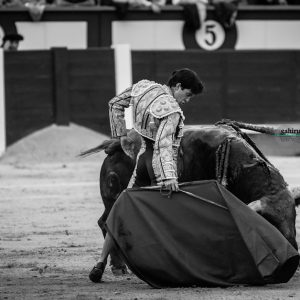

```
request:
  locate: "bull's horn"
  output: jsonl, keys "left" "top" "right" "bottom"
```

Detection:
{"left": 290, "top": 187, "right": 300, "bottom": 206}
{"left": 78, "top": 139, "right": 120, "bottom": 157}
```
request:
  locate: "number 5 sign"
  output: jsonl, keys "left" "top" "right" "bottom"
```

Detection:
{"left": 196, "top": 20, "right": 225, "bottom": 50}
{"left": 182, "top": 19, "right": 237, "bottom": 50}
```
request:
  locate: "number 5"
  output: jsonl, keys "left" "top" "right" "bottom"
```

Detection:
{"left": 205, "top": 24, "right": 217, "bottom": 46}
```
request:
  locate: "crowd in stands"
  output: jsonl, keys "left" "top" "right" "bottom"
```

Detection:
{"left": 0, "top": 0, "right": 299, "bottom": 31}
{"left": 1, "top": 0, "right": 299, "bottom": 8}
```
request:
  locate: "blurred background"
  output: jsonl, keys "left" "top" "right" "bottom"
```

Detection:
{"left": 0, "top": 2, "right": 300, "bottom": 156}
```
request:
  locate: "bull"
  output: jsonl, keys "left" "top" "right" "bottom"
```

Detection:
{"left": 81, "top": 121, "right": 300, "bottom": 275}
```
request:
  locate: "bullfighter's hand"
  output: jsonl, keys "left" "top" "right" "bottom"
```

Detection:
{"left": 163, "top": 179, "right": 179, "bottom": 192}
{"left": 120, "top": 136, "right": 135, "bottom": 159}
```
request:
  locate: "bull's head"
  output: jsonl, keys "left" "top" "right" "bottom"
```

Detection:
{"left": 248, "top": 189, "right": 298, "bottom": 250}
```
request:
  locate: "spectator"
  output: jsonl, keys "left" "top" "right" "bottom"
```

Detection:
{"left": 211, "top": 0, "right": 239, "bottom": 29}
{"left": 246, "top": 0, "right": 287, "bottom": 4}
{"left": 0, "top": 0, "right": 24, "bottom": 6}
{"left": 171, "top": 0, "right": 208, "bottom": 31}
{"left": 102, "top": 0, "right": 167, "bottom": 18}
{"left": 130, "top": 0, "right": 163, "bottom": 12}
{"left": 1, "top": 33, "right": 24, "bottom": 51}
{"left": 55, "top": 0, "right": 96, "bottom": 6}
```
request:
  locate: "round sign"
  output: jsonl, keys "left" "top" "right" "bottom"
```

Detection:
{"left": 195, "top": 20, "right": 225, "bottom": 51}
{"left": 182, "top": 19, "right": 237, "bottom": 50}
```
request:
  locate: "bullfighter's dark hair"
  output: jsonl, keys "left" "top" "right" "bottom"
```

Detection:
{"left": 167, "top": 68, "right": 204, "bottom": 95}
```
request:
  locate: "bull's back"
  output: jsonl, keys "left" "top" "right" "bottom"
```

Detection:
{"left": 180, "top": 125, "right": 272, "bottom": 202}
{"left": 183, "top": 126, "right": 235, "bottom": 148}
{"left": 179, "top": 126, "right": 235, "bottom": 181}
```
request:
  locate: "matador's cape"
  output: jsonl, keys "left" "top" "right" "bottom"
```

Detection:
{"left": 106, "top": 181, "right": 299, "bottom": 288}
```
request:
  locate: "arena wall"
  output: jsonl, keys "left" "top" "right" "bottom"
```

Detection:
{"left": 132, "top": 50, "right": 300, "bottom": 124}
{"left": 3, "top": 48, "right": 115, "bottom": 145}
{"left": 2, "top": 48, "right": 300, "bottom": 148}
{"left": 0, "top": 49, "right": 5, "bottom": 156}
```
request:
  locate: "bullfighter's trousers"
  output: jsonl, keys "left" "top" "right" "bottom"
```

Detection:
{"left": 128, "top": 137, "right": 157, "bottom": 188}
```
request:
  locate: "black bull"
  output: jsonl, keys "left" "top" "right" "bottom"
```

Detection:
{"left": 81, "top": 124, "right": 299, "bottom": 274}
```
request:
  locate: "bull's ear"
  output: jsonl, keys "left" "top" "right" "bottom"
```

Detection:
{"left": 290, "top": 187, "right": 300, "bottom": 206}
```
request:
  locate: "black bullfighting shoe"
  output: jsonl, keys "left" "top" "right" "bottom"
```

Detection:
{"left": 89, "top": 261, "right": 106, "bottom": 283}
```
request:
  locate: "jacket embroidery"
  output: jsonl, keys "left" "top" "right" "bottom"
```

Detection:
{"left": 109, "top": 79, "right": 185, "bottom": 185}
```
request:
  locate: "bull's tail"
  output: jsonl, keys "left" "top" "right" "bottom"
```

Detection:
{"left": 290, "top": 187, "right": 300, "bottom": 206}
{"left": 78, "top": 139, "right": 121, "bottom": 157}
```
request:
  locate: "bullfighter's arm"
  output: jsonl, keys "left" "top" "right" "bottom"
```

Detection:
{"left": 108, "top": 86, "right": 132, "bottom": 138}
{"left": 172, "top": 122, "right": 183, "bottom": 174}
{"left": 153, "top": 113, "right": 180, "bottom": 183}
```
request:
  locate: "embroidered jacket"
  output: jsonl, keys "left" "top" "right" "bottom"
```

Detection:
{"left": 109, "top": 79, "right": 185, "bottom": 182}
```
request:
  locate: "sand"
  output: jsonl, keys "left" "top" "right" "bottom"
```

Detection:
{"left": 1, "top": 124, "right": 300, "bottom": 300}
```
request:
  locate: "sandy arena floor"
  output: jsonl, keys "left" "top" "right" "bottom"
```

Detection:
{"left": 1, "top": 124, "right": 300, "bottom": 300}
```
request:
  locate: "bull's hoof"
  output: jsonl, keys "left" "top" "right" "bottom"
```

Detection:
{"left": 111, "top": 265, "right": 129, "bottom": 276}
{"left": 89, "top": 262, "right": 106, "bottom": 283}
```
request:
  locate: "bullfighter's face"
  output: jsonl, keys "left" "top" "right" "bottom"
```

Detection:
{"left": 172, "top": 83, "right": 194, "bottom": 106}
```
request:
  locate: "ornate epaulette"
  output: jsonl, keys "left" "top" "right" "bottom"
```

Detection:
{"left": 131, "top": 79, "right": 156, "bottom": 97}
{"left": 150, "top": 95, "right": 183, "bottom": 119}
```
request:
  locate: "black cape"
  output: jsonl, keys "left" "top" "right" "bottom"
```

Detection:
{"left": 106, "top": 180, "right": 299, "bottom": 288}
